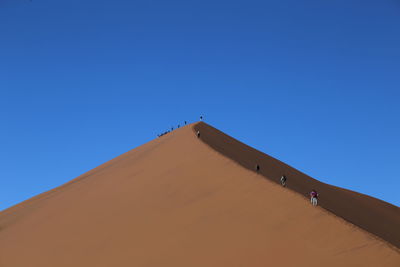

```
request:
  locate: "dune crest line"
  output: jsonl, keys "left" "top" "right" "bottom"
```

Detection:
{"left": 193, "top": 122, "right": 400, "bottom": 248}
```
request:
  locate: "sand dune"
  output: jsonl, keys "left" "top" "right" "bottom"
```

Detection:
{"left": 194, "top": 122, "right": 400, "bottom": 248}
{"left": 0, "top": 122, "right": 399, "bottom": 266}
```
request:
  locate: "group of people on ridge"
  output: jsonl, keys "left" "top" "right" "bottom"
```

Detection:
{"left": 157, "top": 121, "right": 188, "bottom": 138}
{"left": 158, "top": 116, "right": 204, "bottom": 138}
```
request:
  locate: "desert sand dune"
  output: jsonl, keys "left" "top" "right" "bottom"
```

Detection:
{"left": 0, "top": 122, "right": 399, "bottom": 267}
{"left": 194, "top": 122, "right": 400, "bottom": 248}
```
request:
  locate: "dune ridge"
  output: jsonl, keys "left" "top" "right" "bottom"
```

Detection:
{"left": 0, "top": 122, "right": 398, "bottom": 267}
{"left": 194, "top": 122, "right": 400, "bottom": 248}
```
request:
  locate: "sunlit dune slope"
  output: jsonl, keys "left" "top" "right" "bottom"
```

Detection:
{"left": 0, "top": 123, "right": 399, "bottom": 267}
{"left": 194, "top": 122, "right": 400, "bottom": 248}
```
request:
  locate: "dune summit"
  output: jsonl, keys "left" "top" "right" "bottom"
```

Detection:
{"left": 0, "top": 122, "right": 399, "bottom": 266}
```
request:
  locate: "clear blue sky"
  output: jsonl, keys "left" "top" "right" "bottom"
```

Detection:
{"left": 1, "top": 0, "right": 399, "bottom": 210}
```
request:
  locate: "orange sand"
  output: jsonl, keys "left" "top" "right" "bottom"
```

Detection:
{"left": 0, "top": 123, "right": 399, "bottom": 266}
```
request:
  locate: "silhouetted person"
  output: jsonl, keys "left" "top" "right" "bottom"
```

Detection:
{"left": 255, "top": 164, "right": 260, "bottom": 172}
{"left": 184, "top": 121, "right": 187, "bottom": 125}
{"left": 200, "top": 116, "right": 203, "bottom": 121}
{"left": 310, "top": 189, "right": 319, "bottom": 206}
{"left": 280, "top": 175, "right": 287, "bottom": 187}
{"left": 196, "top": 131, "right": 200, "bottom": 138}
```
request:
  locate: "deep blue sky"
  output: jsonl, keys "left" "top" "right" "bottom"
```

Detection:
{"left": 1, "top": 0, "right": 399, "bottom": 210}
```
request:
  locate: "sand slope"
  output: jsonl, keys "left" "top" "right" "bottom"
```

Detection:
{"left": 194, "top": 122, "right": 400, "bottom": 248}
{"left": 0, "top": 123, "right": 399, "bottom": 267}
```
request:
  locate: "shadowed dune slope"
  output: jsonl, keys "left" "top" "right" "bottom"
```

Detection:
{"left": 194, "top": 122, "right": 400, "bottom": 248}
{"left": 0, "top": 123, "right": 399, "bottom": 267}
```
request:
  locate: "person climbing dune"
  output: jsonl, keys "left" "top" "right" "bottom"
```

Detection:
{"left": 196, "top": 131, "right": 200, "bottom": 138}
{"left": 310, "top": 189, "right": 319, "bottom": 206}
{"left": 280, "top": 175, "right": 287, "bottom": 187}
